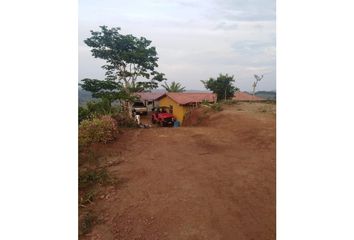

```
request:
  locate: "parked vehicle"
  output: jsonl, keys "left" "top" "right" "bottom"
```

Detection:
{"left": 132, "top": 101, "right": 148, "bottom": 115}
{"left": 151, "top": 106, "right": 176, "bottom": 127}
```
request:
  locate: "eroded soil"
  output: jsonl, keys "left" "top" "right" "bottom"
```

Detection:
{"left": 81, "top": 102, "right": 276, "bottom": 240}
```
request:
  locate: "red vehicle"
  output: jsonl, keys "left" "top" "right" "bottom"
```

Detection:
{"left": 151, "top": 106, "right": 176, "bottom": 127}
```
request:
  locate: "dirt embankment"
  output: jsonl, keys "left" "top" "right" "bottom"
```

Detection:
{"left": 80, "top": 102, "right": 276, "bottom": 240}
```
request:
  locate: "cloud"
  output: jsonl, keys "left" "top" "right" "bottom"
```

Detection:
{"left": 79, "top": 0, "right": 276, "bottom": 91}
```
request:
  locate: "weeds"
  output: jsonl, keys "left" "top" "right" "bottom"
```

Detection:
{"left": 210, "top": 102, "right": 223, "bottom": 111}
{"left": 79, "top": 212, "right": 97, "bottom": 235}
{"left": 79, "top": 168, "right": 112, "bottom": 189}
{"left": 80, "top": 190, "right": 96, "bottom": 205}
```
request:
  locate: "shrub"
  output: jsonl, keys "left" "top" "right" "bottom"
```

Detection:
{"left": 79, "top": 106, "right": 90, "bottom": 124}
{"left": 79, "top": 115, "right": 118, "bottom": 148}
{"left": 210, "top": 102, "right": 223, "bottom": 111}
{"left": 79, "top": 99, "right": 122, "bottom": 123}
{"left": 111, "top": 112, "right": 138, "bottom": 128}
{"left": 86, "top": 99, "right": 112, "bottom": 116}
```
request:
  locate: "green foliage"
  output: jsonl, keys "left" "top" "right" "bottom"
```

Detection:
{"left": 162, "top": 81, "right": 186, "bottom": 92}
{"left": 78, "top": 99, "right": 121, "bottom": 123}
{"left": 84, "top": 26, "right": 166, "bottom": 94}
{"left": 86, "top": 99, "right": 118, "bottom": 115}
{"left": 79, "top": 116, "right": 118, "bottom": 148}
{"left": 201, "top": 73, "right": 239, "bottom": 101}
{"left": 80, "top": 78, "right": 130, "bottom": 104}
{"left": 79, "top": 106, "right": 90, "bottom": 123}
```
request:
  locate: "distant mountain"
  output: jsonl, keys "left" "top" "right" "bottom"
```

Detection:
{"left": 79, "top": 89, "right": 93, "bottom": 105}
{"left": 255, "top": 91, "right": 276, "bottom": 100}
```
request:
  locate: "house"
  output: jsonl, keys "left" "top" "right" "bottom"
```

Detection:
{"left": 135, "top": 92, "right": 166, "bottom": 111}
{"left": 233, "top": 91, "right": 265, "bottom": 101}
{"left": 156, "top": 92, "right": 217, "bottom": 123}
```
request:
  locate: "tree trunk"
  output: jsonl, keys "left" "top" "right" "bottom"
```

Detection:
{"left": 126, "top": 101, "right": 133, "bottom": 118}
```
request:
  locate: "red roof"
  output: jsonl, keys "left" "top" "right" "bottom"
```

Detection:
{"left": 158, "top": 92, "right": 217, "bottom": 105}
{"left": 233, "top": 91, "right": 264, "bottom": 101}
{"left": 135, "top": 92, "right": 166, "bottom": 101}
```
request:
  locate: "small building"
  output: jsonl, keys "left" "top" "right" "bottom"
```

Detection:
{"left": 233, "top": 91, "right": 265, "bottom": 101}
{"left": 135, "top": 92, "right": 166, "bottom": 111}
{"left": 156, "top": 92, "right": 217, "bottom": 123}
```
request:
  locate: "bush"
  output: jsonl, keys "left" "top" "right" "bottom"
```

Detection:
{"left": 86, "top": 99, "right": 112, "bottom": 116}
{"left": 79, "top": 106, "right": 90, "bottom": 124}
{"left": 79, "top": 99, "right": 122, "bottom": 123}
{"left": 210, "top": 102, "right": 223, "bottom": 111}
{"left": 111, "top": 112, "right": 138, "bottom": 128}
{"left": 79, "top": 115, "right": 118, "bottom": 148}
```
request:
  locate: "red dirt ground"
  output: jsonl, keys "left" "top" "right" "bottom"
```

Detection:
{"left": 81, "top": 102, "right": 276, "bottom": 240}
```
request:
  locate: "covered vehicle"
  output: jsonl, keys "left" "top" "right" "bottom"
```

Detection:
{"left": 132, "top": 101, "right": 148, "bottom": 115}
{"left": 151, "top": 106, "right": 176, "bottom": 127}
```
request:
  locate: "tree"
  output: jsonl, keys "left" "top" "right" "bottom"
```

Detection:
{"left": 201, "top": 74, "right": 238, "bottom": 101}
{"left": 252, "top": 74, "right": 263, "bottom": 96}
{"left": 162, "top": 81, "right": 186, "bottom": 92}
{"left": 83, "top": 26, "right": 166, "bottom": 116}
{"left": 80, "top": 78, "right": 130, "bottom": 107}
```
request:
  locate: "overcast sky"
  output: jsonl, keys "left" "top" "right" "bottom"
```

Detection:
{"left": 79, "top": 0, "right": 275, "bottom": 91}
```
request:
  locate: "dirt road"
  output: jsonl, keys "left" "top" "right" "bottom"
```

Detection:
{"left": 82, "top": 103, "right": 276, "bottom": 240}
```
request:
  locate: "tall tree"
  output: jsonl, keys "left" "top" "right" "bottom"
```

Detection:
{"left": 201, "top": 74, "right": 238, "bottom": 101}
{"left": 83, "top": 26, "right": 166, "bottom": 115}
{"left": 162, "top": 81, "right": 186, "bottom": 92}
{"left": 252, "top": 74, "right": 263, "bottom": 96}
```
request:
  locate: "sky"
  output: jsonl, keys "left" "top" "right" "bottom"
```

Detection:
{"left": 79, "top": 0, "right": 276, "bottom": 91}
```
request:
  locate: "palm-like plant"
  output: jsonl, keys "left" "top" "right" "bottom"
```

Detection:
{"left": 161, "top": 81, "right": 186, "bottom": 92}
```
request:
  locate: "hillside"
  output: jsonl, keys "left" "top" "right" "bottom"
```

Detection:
{"left": 255, "top": 91, "right": 276, "bottom": 100}
{"left": 78, "top": 89, "right": 93, "bottom": 105}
